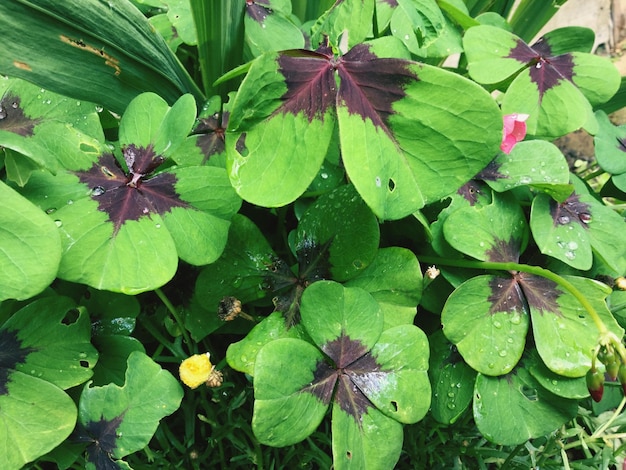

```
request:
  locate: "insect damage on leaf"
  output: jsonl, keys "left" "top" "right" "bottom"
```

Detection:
{"left": 0, "top": 93, "right": 40, "bottom": 136}
{"left": 59, "top": 35, "right": 121, "bottom": 76}
{"left": 456, "top": 180, "right": 486, "bottom": 206}
{"left": 75, "top": 146, "right": 189, "bottom": 234}
{"left": 0, "top": 329, "right": 38, "bottom": 395}
{"left": 507, "top": 36, "right": 575, "bottom": 99}
{"left": 550, "top": 193, "right": 592, "bottom": 227}
{"left": 276, "top": 39, "right": 417, "bottom": 131}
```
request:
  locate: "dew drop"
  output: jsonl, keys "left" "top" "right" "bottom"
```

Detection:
{"left": 320, "top": 172, "right": 329, "bottom": 179}
{"left": 0, "top": 107, "right": 6, "bottom": 120}
{"left": 493, "top": 320, "right": 502, "bottom": 329}
{"left": 510, "top": 314, "right": 521, "bottom": 325}
{"left": 45, "top": 207, "right": 57, "bottom": 214}
{"left": 519, "top": 176, "right": 532, "bottom": 184}
{"left": 155, "top": 223, "right": 161, "bottom": 229}
{"left": 498, "top": 350, "right": 507, "bottom": 357}
{"left": 557, "top": 215, "right": 570, "bottom": 225}
{"left": 353, "top": 259, "right": 363, "bottom": 269}
{"left": 567, "top": 241, "right": 578, "bottom": 250}
{"left": 404, "top": 34, "right": 410, "bottom": 40}
{"left": 447, "top": 392, "right": 455, "bottom": 398}
{"left": 564, "top": 250, "right": 576, "bottom": 260}
{"left": 506, "top": 337, "right": 514, "bottom": 344}
{"left": 54, "top": 220, "right": 63, "bottom": 227}
{"left": 67, "top": 199, "right": 74, "bottom": 205}
{"left": 535, "top": 62, "right": 542, "bottom": 69}
{"left": 447, "top": 403, "right": 456, "bottom": 410}
{"left": 142, "top": 207, "right": 149, "bottom": 214}
{"left": 11, "top": 101, "right": 18, "bottom": 109}
{"left": 95, "top": 105, "right": 104, "bottom": 113}
{"left": 375, "top": 176, "right": 382, "bottom": 187}
{"left": 91, "top": 186, "right": 106, "bottom": 197}
{"left": 579, "top": 212, "right": 592, "bottom": 224}
{"left": 488, "top": 363, "right": 495, "bottom": 369}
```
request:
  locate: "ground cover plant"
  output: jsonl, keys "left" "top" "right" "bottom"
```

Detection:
{"left": 1, "top": 0, "right": 626, "bottom": 468}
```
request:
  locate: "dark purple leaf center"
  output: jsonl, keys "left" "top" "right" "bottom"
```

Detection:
{"left": 75, "top": 145, "right": 189, "bottom": 234}
{"left": 194, "top": 112, "right": 228, "bottom": 164}
{"left": 488, "top": 273, "right": 561, "bottom": 316}
{"left": 74, "top": 414, "right": 124, "bottom": 469}
{"left": 485, "top": 237, "right": 520, "bottom": 263}
{"left": 0, "top": 329, "right": 38, "bottom": 395}
{"left": 303, "top": 334, "right": 387, "bottom": 423}
{"left": 476, "top": 159, "right": 508, "bottom": 182}
{"left": 276, "top": 41, "right": 417, "bottom": 135}
{"left": 507, "top": 37, "right": 575, "bottom": 98}
{"left": 0, "top": 94, "right": 40, "bottom": 136}
{"left": 456, "top": 180, "right": 485, "bottom": 206}
{"left": 246, "top": 0, "right": 272, "bottom": 23}
{"left": 266, "top": 237, "right": 332, "bottom": 326}
{"left": 550, "top": 193, "right": 592, "bottom": 227}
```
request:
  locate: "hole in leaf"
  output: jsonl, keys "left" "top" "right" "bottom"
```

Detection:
{"left": 391, "top": 400, "right": 398, "bottom": 411}
{"left": 62, "top": 308, "right": 80, "bottom": 325}
{"left": 388, "top": 178, "right": 396, "bottom": 192}
{"left": 80, "top": 360, "right": 89, "bottom": 368}
{"left": 346, "top": 451, "right": 352, "bottom": 459}
{"left": 521, "top": 385, "right": 538, "bottom": 401}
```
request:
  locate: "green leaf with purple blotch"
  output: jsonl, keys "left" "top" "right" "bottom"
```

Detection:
{"left": 464, "top": 25, "right": 620, "bottom": 138}
{"left": 530, "top": 175, "right": 626, "bottom": 273}
{"left": 594, "top": 110, "right": 626, "bottom": 192}
{"left": 295, "top": 184, "right": 380, "bottom": 282}
{"left": 0, "top": 181, "right": 61, "bottom": 301}
{"left": 481, "top": 140, "right": 570, "bottom": 192}
{"left": 473, "top": 367, "right": 577, "bottom": 445}
{"left": 252, "top": 281, "right": 430, "bottom": 469}
{"left": 244, "top": 0, "right": 305, "bottom": 57}
{"left": 442, "top": 274, "right": 530, "bottom": 375}
{"left": 0, "top": 78, "right": 102, "bottom": 172}
{"left": 443, "top": 190, "right": 528, "bottom": 263}
{"left": 17, "top": 92, "right": 241, "bottom": 294}
{"left": 76, "top": 351, "right": 182, "bottom": 468}
{"left": 0, "top": 296, "right": 97, "bottom": 469}
{"left": 227, "top": 37, "right": 501, "bottom": 220}
{"left": 531, "top": 276, "right": 623, "bottom": 377}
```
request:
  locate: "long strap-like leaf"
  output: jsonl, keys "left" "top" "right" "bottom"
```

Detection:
{"left": 0, "top": 0, "right": 204, "bottom": 113}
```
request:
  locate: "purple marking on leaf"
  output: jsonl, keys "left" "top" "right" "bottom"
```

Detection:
{"left": 245, "top": 0, "right": 272, "bottom": 23}
{"left": 79, "top": 414, "right": 124, "bottom": 469}
{"left": 322, "top": 334, "right": 370, "bottom": 368}
{"left": 303, "top": 359, "right": 338, "bottom": 406}
{"left": 617, "top": 137, "right": 626, "bottom": 153}
{"left": 0, "top": 94, "right": 40, "bottom": 136}
{"left": 507, "top": 37, "right": 575, "bottom": 98}
{"left": 338, "top": 44, "right": 416, "bottom": 133}
{"left": 277, "top": 49, "right": 338, "bottom": 122}
{"left": 485, "top": 237, "right": 520, "bottom": 263}
{"left": 75, "top": 150, "right": 189, "bottom": 234}
{"left": 516, "top": 272, "right": 561, "bottom": 316}
{"left": 487, "top": 276, "right": 525, "bottom": 315}
{"left": 381, "top": 0, "right": 398, "bottom": 5}
{"left": 550, "top": 193, "right": 592, "bottom": 228}
{"left": 456, "top": 180, "right": 484, "bottom": 206}
{"left": 0, "top": 329, "right": 38, "bottom": 395}
{"left": 477, "top": 159, "right": 508, "bottom": 181}
{"left": 334, "top": 373, "right": 374, "bottom": 421}
{"left": 194, "top": 113, "right": 227, "bottom": 164}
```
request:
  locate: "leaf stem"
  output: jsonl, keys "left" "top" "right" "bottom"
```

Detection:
{"left": 155, "top": 287, "right": 193, "bottom": 351}
{"left": 419, "top": 256, "right": 609, "bottom": 336}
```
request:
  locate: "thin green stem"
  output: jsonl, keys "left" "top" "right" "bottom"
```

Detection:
{"left": 155, "top": 287, "right": 193, "bottom": 353}
{"left": 419, "top": 256, "right": 608, "bottom": 335}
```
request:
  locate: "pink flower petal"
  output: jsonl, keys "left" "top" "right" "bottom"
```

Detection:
{"left": 500, "top": 113, "right": 529, "bottom": 154}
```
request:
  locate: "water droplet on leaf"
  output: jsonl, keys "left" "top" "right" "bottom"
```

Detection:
{"left": 91, "top": 186, "right": 106, "bottom": 196}
{"left": 557, "top": 215, "right": 570, "bottom": 225}
{"left": 54, "top": 220, "right": 63, "bottom": 227}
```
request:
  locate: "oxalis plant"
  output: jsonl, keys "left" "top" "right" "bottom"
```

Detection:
{"left": 1, "top": 0, "right": 626, "bottom": 468}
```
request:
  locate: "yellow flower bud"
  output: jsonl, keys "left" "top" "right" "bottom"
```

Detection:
{"left": 179, "top": 353, "right": 213, "bottom": 389}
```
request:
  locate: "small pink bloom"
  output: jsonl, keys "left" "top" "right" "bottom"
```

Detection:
{"left": 500, "top": 113, "right": 529, "bottom": 154}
